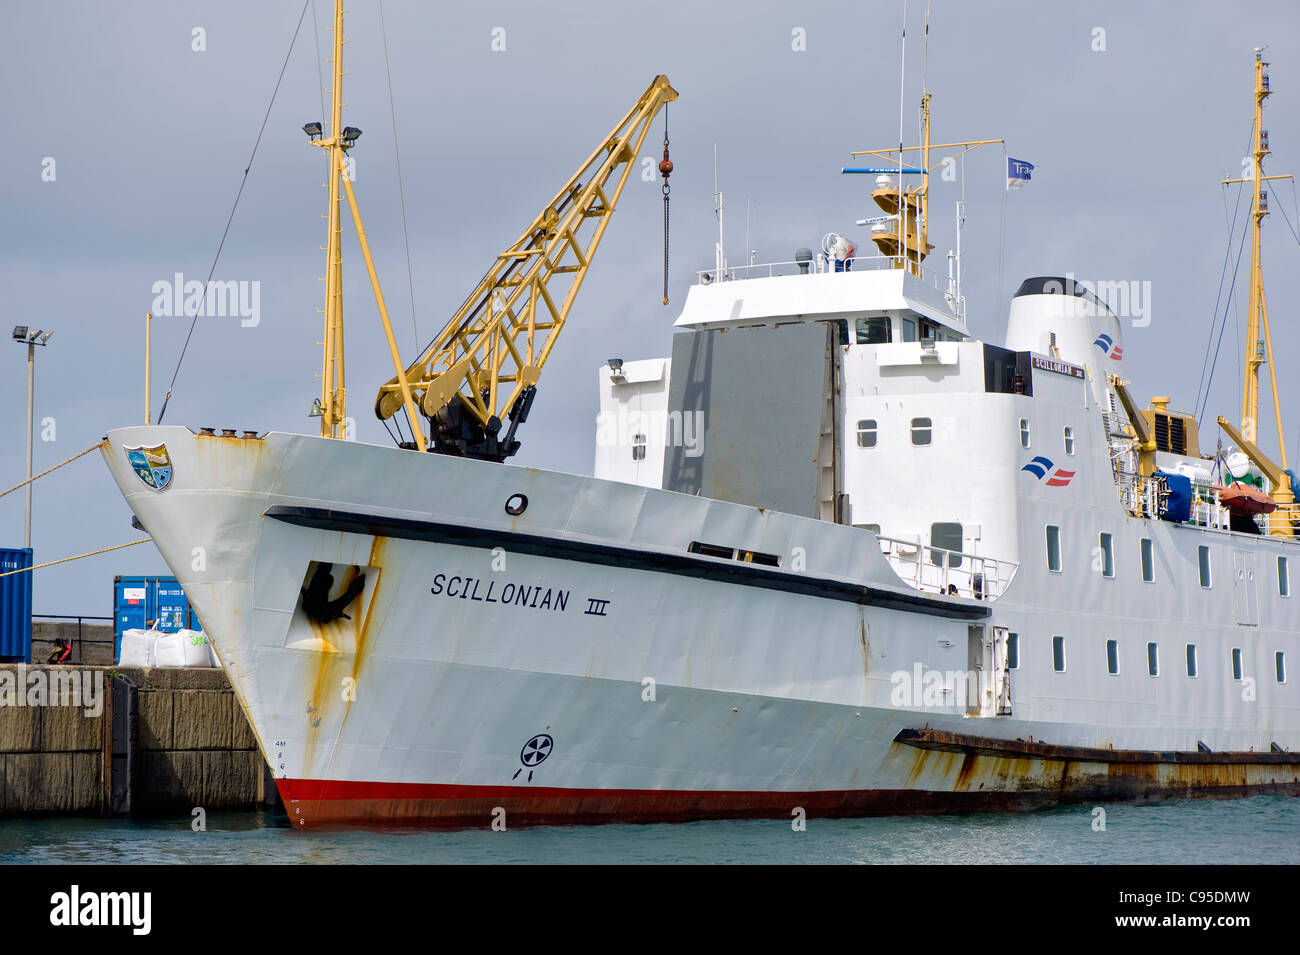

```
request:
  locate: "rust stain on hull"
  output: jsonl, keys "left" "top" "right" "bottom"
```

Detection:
{"left": 892, "top": 726, "right": 1300, "bottom": 806}
{"left": 300, "top": 537, "right": 388, "bottom": 776}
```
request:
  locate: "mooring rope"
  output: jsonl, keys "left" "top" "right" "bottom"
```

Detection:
{"left": 0, "top": 442, "right": 105, "bottom": 501}
{"left": 0, "top": 539, "right": 153, "bottom": 579}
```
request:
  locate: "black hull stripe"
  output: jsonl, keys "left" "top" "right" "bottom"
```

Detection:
{"left": 896, "top": 728, "right": 1300, "bottom": 765}
{"left": 264, "top": 505, "right": 990, "bottom": 620}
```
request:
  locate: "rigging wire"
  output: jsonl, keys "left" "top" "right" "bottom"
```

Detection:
{"left": 1194, "top": 122, "right": 1256, "bottom": 422}
{"left": 378, "top": 0, "right": 421, "bottom": 351}
{"left": 1267, "top": 181, "right": 1300, "bottom": 246}
{"left": 311, "top": 0, "right": 326, "bottom": 122}
{"left": 157, "top": 0, "right": 312, "bottom": 425}
{"left": 1198, "top": 202, "right": 1251, "bottom": 423}
{"left": 1194, "top": 182, "right": 1246, "bottom": 415}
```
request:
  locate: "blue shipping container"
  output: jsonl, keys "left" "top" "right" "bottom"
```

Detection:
{"left": 113, "top": 575, "right": 199, "bottom": 661}
{"left": 0, "top": 547, "right": 33, "bottom": 662}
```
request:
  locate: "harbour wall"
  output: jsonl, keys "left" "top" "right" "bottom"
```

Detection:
{"left": 0, "top": 664, "right": 281, "bottom": 817}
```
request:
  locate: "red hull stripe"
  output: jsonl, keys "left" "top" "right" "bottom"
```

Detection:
{"left": 274, "top": 777, "right": 1300, "bottom": 827}
{"left": 275, "top": 778, "right": 1029, "bottom": 826}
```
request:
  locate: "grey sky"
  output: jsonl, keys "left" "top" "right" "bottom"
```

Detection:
{"left": 3, "top": 0, "right": 1300, "bottom": 615}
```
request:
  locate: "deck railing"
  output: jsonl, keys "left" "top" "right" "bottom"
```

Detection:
{"left": 696, "top": 254, "right": 948, "bottom": 294}
{"left": 875, "top": 536, "right": 1018, "bottom": 600}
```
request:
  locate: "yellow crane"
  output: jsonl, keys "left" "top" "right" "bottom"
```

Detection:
{"left": 373, "top": 75, "right": 678, "bottom": 460}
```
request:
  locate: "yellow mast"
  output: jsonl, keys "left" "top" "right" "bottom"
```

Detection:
{"left": 1221, "top": 51, "right": 1291, "bottom": 462}
{"left": 920, "top": 92, "right": 930, "bottom": 261}
{"left": 306, "top": 0, "right": 425, "bottom": 450}
{"left": 144, "top": 312, "right": 152, "bottom": 425}
{"left": 318, "top": 0, "right": 346, "bottom": 439}
{"left": 850, "top": 106, "right": 1002, "bottom": 275}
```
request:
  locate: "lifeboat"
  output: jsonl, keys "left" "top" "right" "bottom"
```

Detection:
{"left": 1217, "top": 482, "right": 1276, "bottom": 514}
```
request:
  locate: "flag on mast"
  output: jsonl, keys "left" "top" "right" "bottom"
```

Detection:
{"left": 1007, "top": 157, "right": 1035, "bottom": 190}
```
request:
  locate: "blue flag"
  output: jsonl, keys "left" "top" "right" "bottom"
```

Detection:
{"left": 1007, "top": 157, "right": 1034, "bottom": 190}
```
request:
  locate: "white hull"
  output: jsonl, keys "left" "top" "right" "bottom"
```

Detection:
{"left": 101, "top": 426, "right": 1300, "bottom": 826}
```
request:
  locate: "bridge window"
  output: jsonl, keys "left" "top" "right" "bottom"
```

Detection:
{"left": 854, "top": 316, "right": 891, "bottom": 344}
{"left": 1198, "top": 545, "right": 1212, "bottom": 588}
{"left": 899, "top": 317, "right": 918, "bottom": 342}
{"left": 1052, "top": 636, "right": 1066, "bottom": 672}
{"left": 1106, "top": 639, "right": 1119, "bottom": 675}
{"left": 631, "top": 434, "right": 647, "bottom": 461}
{"left": 1232, "top": 647, "right": 1243, "bottom": 682}
{"left": 1046, "top": 525, "right": 1062, "bottom": 573}
{"left": 1063, "top": 426, "right": 1075, "bottom": 456}
{"left": 856, "top": 419, "right": 877, "bottom": 448}
{"left": 910, "top": 417, "right": 932, "bottom": 446}
{"left": 929, "top": 522, "right": 963, "bottom": 568}
{"left": 1140, "top": 538, "right": 1154, "bottom": 583}
{"left": 1099, "top": 533, "right": 1114, "bottom": 578}
{"left": 1280, "top": 556, "right": 1290, "bottom": 597}
{"left": 1186, "top": 644, "right": 1198, "bottom": 678}
{"left": 1147, "top": 642, "right": 1159, "bottom": 676}
{"left": 1019, "top": 418, "right": 1031, "bottom": 448}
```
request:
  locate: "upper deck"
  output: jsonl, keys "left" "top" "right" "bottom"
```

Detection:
{"left": 674, "top": 253, "right": 968, "bottom": 337}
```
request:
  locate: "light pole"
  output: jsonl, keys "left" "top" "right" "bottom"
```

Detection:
{"left": 11, "top": 326, "right": 53, "bottom": 549}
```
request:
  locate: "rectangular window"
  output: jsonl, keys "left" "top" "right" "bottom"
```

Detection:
{"left": 1006, "top": 632, "right": 1019, "bottom": 670}
{"left": 1140, "top": 538, "right": 1154, "bottom": 583}
{"left": 900, "top": 317, "right": 918, "bottom": 342}
{"left": 1147, "top": 642, "right": 1159, "bottom": 676}
{"left": 1106, "top": 639, "right": 1119, "bottom": 675}
{"left": 631, "top": 433, "right": 647, "bottom": 461}
{"left": 856, "top": 419, "right": 877, "bottom": 448}
{"left": 1064, "top": 426, "right": 1075, "bottom": 456}
{"left": 1052, "top": 636, "right": 1066, "bottom": 672}
{"left": 854, "top": 316, "right": 891, "bottom": 344}
{"left": 930, "top": 522, "right": 963, "bottom": 568}
{"left": 687, "top": 541, "right": 734, "bottom": 560}
{"left": 1046, "top": 525, "right": 1062, "bottom": 573}
{"left": 736, "top": 549, "right": 781, "bottom": 567}
{"left": 910, "top": 417, "right": 932, "bottom": 446}
{"left": 1280, "top": 556, "right": 1290, "bottom": 597}
{"left": 1278, "top": 651, "right": 1287, "bottom": 684}
{"left": 1186, "top": 644, "right": 1198, "bottom": 678}
{"left": 1099, "top": 533, "right": 1114, "bottom": 578}
{"left": 1232, "top": 647, "right": 1243, "bottom": 682}
{"left": 1019, "top": 418, "right": 1031, "bottom": 448}
{"left": 1198, "top": 545, "right": 1212, "bottom": 588}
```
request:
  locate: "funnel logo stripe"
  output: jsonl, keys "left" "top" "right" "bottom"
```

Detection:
{"left": 1093, "top": 333, "right": 1122, "bottom": 360}
{"left": 1022, "top": 456, "right": 1076, "bottom": 487}
{"left": 1021, "top": 456, "right": 1054, "bottom": 479}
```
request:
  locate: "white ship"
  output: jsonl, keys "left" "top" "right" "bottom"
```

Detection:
{"left": 102, "top": 7, "right": 1300, "bottom": 826}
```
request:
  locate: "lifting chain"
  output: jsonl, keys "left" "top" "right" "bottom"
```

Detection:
{"left": 659, "top": 109, "right": 673, "bottom": 306}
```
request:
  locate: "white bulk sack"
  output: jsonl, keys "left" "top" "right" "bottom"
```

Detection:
{"left": 153, "top": 631, "right": 187, "bottom": 668}
{"left": 118, "top": 628, "right": 156, "bottom": 667}
{"left": 178, "top": 629, "right": 214, "bottom": 667}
